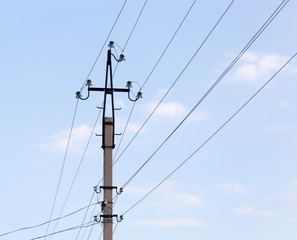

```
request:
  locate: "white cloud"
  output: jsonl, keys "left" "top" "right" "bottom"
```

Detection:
{"left": 114, "top": 98, "right": 126, "bottom": 108}
{"left": 153, "top": 182, "right": 203, "bottom": 210}
{"left": 39, "top": 124, "right": 94, "bottom": 154}
{"left": 144, "top": 101, "right": 208, "bottom": 122}
{"left": 270, "top": 124, "right": 297, "bottom": 135}
{"left": 217, "top": 183, "right": 248, "bottom": 194}
{"left": 116, "top": 117, "right": 145, "bottom": 135}
{"left": 145, "top": 101, "right": 187, "bottom": 118}
{"left": 230, "top": 51, "right": 289, "bottom": 83}
{"left": 133, "top": 218, "right": 206, "bottom": 228}
{"left": 188, "top": 111, "right": 209, "bottom": 122}
{"left": 234, "top": 203, "right": 276, "bottom": 218}
{"left": 233, "top": 181, "right": 297, "bottom": 220}
{"left": 124, "top": 185, "right": 148, "bottom": 195}
{"left": 277, "top": 100, "right": 291, "bottom": 109}
{"left": 283, "top": 191, "right": 297, "bottom": 206}
{"left": 155, "top": 88, "right": 169, "bottom": 98}
{"left": 154, "top": 191, "right": 203, "bottom": 210}
{"left": 125, "top": 182, "right": 202, "bottom": 211}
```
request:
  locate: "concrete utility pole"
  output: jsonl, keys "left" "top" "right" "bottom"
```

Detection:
{"left": 77, "top": 42, "right": 141, "bottom": 240}
{"left": 103, "top": 117, "right": 114, "bottom": 240}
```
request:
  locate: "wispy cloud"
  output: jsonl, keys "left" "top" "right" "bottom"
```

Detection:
{"left": 270, "top": 124, "right": 297, "bottom": 135}
{"left": 145, "top": 101, "right": 187, "bottom": 118}
{"left": 39, "top": 124, "right": 95, "bottom": 154}
{"left": 234, "top": 181, "right": 297, "bottom": 221}
{"left": 277, "top": 100, "right": 291, "bottom": 109}
{"left": 133, "top": 217, "right": 206, "bottom": 228}
{"left": 234, "top": 203, "right": 276, "bottom": 218}
{"left": 124, "top": 185, "right": 149, "bottom": 195}
{"left": 116, "top": 117, "right": 146, "bottom": 135}
{"left": 125, "top": 182, "right": 203, "bottom": 211}
{"left": 228, "top": 51, "right": 292, "bottom": 84}
{"left": 217, "top": 183, "right": 248, "bottom": 194}
{"left": 153, "top": 182, "right": 203, "bottom": 210}
{"left": 144, "top": 101, "right": 208, "bottom": 122}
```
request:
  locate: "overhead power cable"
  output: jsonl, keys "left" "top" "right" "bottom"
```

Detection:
{"left": 80, "top": 0, "right": 128, "bottom": 92}
{"left": 123, "top": 0, "right": 148, "bottom": 51}
{"left": 111, "top": 0, "right": 149, "bottom": 158}
{"left": 120, "top": 0, "right": 238, "bottom": 188}
{"left": 31, "top": 221, "right": 98, "bottom": 240}
{"left": 112, "top": 0, "right": 198, "bottom": 170}
{"left": 140, "top": 0, "right": 198, "bottom": 90}
{"left": 43, "top": 99, "right": 79, "bottom": 239}
{"left": 96, "top": 0, "right": 231, "bottom": 188}
{"left": 0, "top": 202, "right": 97, "bottom": 238}
{"left": 80, "top": 192, "right": 102, "bottom": 240}
{"left": 122, "top": 52, "right": 297, "bottom": 216}
{"left": 44, "top": 0, "right": 129, "bottom": 237}
{"left": 74, "top": 192, "right": 97, "bottom": 240}
{"left": 47, "top": 0, "right": 129, "bottom": 236}
{"left": 48, "top": 109, "right": 102, "bottom": 240}
{"left": 119, "top": 0, "right": 289, "bottom": 189}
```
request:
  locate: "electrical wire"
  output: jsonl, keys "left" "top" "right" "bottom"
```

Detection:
{"left": 122, "top": 52, "right": 297, "bottom": 216}
{"left": 43, "top": 99, "right": 79, "bottom": 240}
{"left": 75, "top": 192, "right": 96, "bottom": 240}
{"left": 85, "top": 221, "right": 97, "bottom": 240}
{"left": 48, "top": 108, "right": 102, "bottom": 240}
{"left": 98, "top": 230, "right": 103, "bottom": 240}
{"left": 112, "top": 0, "right": 235, "bottom": 177}
{"left": 80, "top": 0, "right": 128, "bottom": 92}
{"left": 121, "top": 0, "right": 237, "bottom": 189}
{"left": 43, "top": 0, "right": 286, "bottom": 238}
{"left": 123, "top": 0, "right": 148, "bottom": 51}
{"left": 31, "top": 221, "right": 98, "bottom": 240}
{"left": 140, "top": 0, "right": 198, "bottom": 91}
{"left": 81, "top": 192, "right": 102, "bottom": 240}
{"left": 43, "top": 0, "right": 129, "bottom": 234}
{"left": 113, "top": 0, "right": 197, "bottom": 167}
{"left": 95, "top": 0, "right": 221, "bottom": 188}
{"left": 109, "top": 0, "right": 149, "bottom": 160}
{"left": 0, "top": 202, "right": 97, "bottom": 238}
{"left": 120, "top": 0, "right": 289, "bottom": 189}
{"left": 46, "top": 0, "right": 129, "bottom": 230}
{"left": 111, "top": 0, "right": 149, "bottom": 157}
{"left": 114, "top": 101, "right": 136, "bottom": 160}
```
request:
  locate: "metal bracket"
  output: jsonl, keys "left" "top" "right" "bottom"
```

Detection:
{"left": 94, "top": 214, "right": 123, "bottom": 223}
{"left": 93, "top": 186, "right": 123, "bottom": 195}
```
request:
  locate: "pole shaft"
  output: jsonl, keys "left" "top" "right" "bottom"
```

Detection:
{"left": 103, "top": 117, "right": 113, "bottom": 240}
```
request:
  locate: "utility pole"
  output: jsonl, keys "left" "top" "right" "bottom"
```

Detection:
{"left": 102, "top": 117, "right": 114, "bottom": 240}
{"left": 77, "top": 42, "right": 141, "bottom": 240}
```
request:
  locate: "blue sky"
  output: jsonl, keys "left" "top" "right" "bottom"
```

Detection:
{"left": 1, "top": 0, "right": 297, "bottom": 239}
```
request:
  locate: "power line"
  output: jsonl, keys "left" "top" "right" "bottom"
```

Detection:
{"left": 80, "top": 0, "right": 128, "bottom": 92}
{"left": 119, "top": 0, "right": 289, "bottom": 189}
{"left": 45, "top": 0, "right": 130, "bottom": 236}
{"left": 31, "top": 221, "right": 98, "bottom": 240}
{"left": 43, "top": 0, "right": 129, "bottom": 234}
{"left": 48, "top": 108, "right": 102, "bottom": 240}
{"left": 140, "top": 0, "right": 198, "bottom": 90}
{"left": 0, "top": 202, "right": 97, "bottom": 238}
{"left": 111, "top": 0, "right": 198, "bottom": 176}
{"left": 121, "top": 0, "right": 237, "bottom": 189}
{"left": 112, "top": 0, "right": 234, "bottom": 175}
{"left": 111, "top": 0, "right": 149, "bottom": 158}
{"left": 81, "top": 192, "right": 102, "bottom": 240}
{"left": 122, "top": 0, "right": 148, "bottom": 51}
{"left": 75, "top": 192, "right": 96, "bottom": 240}
{"left": 43, "top": 98, "right": 79, "bottom": 239}
{"left": 114, "top": 101, "right": 136, "bottom": 160}
{"left": 122, "top": 52, "right": 297, "bottom": 216}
